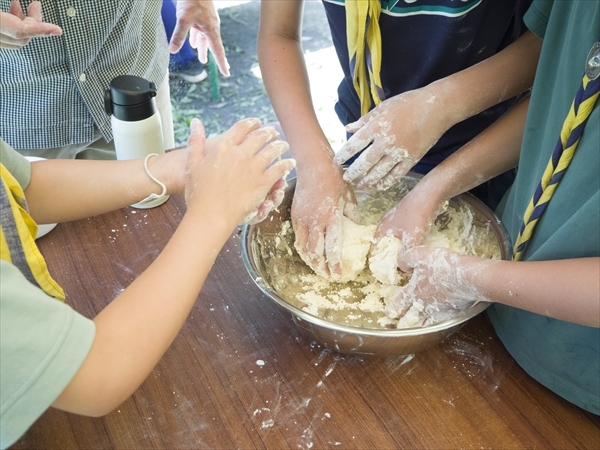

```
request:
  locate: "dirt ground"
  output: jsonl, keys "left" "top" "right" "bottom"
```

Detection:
{"left": 168, "top": 0, "right": 342, "bottom": 146}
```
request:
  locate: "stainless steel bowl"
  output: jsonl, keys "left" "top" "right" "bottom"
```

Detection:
{"left": 241, "top": 176, "right": 511, "bottom": 358}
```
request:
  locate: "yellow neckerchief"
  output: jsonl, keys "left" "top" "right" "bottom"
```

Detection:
{"left": 346, "top": 0, "right": 385, "bottom": 116}
{"left": 0, "top": 163, "right": 65, "bottom": 300}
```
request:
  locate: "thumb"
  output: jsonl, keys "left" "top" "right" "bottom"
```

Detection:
{"left": 186, "top": 118, "right": 207, "bottom": 164}
{"left": 397, "top": 245, "right": 422, "bottom": 273}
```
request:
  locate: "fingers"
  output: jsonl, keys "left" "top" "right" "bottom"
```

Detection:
{"left": 344, "top": 116, "right": 367, "bottom": 134}
{"left": 248, "top": 178, "right": 287, "bottom": 224}
{"left": 217, "top": 118, "right": 263, "bottom": 148}
{"left": 397, "top": 246, "right": 431, "bottom": 273}
{"left": 324, "top": 217, "right": 343, "bottom": 281}
{"left": 199, "top": 28, "right": 231, "bottom": 77}
{"left": 344, "top": 104, "right": 381, "bottom": 133}
{"left": 244, "top": 160, "right": 294, "bottom": 225}
{"left": 255, "top": 140, "right": 289, "bottom": 169}
{"left": 239, "top": 126, "right": 281, "bottom": 155}
{"left": 184, "top": 119, "right": 206, "bottom": 205}
{"left": 341, "top": 144, "right": 383, "bottom": 183}
{"left": 355, "top": 154, "right": 399, "bottom": 190}
{"left": 343, "top": 190, "right": 360, "bottom": 223}
{"left": 305, "top": 225, "right": 329, "bottom": 278}
{"left": 26, "top": 1, "right": 42, "bottom": 21}
{"left": 264, "top": 159, "right": 296, "bottom": 188}
{"left": 333, "top": 131, "right": 373, "bottom": 166}
{"left": 185, "top": 118, "right": 207, "bottom": 174}
{"left": 9, "top": 0, "right": 24, "bottom": 19}
{"left": 189, "top": 29, "right": 208, "bottom": 64}
{"left": 168, "top": 19, "right": 189, "bottom": 54}
{"left": 1, "top": 2, "right": 62, "bottom": 49}
{"left": 375, "top": 160, "right": 414, "bottom": 191}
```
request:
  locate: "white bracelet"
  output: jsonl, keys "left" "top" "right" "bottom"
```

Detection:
{"left": 137, "top": 153, "right": 168, "bottom": 205}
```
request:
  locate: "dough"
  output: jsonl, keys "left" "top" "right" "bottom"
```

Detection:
{"left": 339, "top": 217, "right": 376, "bottom": 282}
{"left": 369, "top": 235, "right": 404, "bottom": 285}
{"left": 267, "top": 179, "right": 502, "bottom": 329}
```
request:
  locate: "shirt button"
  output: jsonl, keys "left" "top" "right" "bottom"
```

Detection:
{"left": 66, "top": 7, "right": 76, "bottom": 17}
{"left": 79, "top": 73, "right": 86, "bottom": 82}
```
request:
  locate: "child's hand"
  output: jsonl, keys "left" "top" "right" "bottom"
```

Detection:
{"left": 183, "top": 118, "right": 295, "bottom": 226}
{"left": 292, "top": 162, "right": 359, "bottom": 281}
{"left": 333, "top": 87, "right": 450, "bottom": 191}
{"left": 387, "top": 247, "right": 491, "bottom": 326}
{"left": 374, "top": 182, "right": 444, "bottom": 249}
{"left": 243, "top": 177, "right": 287, "bottom": 225}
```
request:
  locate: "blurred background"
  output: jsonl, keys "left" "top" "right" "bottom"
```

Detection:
{"left": 169, "top": 0, "right": 345, "bottom": 148}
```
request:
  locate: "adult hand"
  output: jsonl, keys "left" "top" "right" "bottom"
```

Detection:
{"left": 334, "top": 87, "right": 450, "bottom": 191}
{"left": 171, "top": 0, "right": 230, "bottom": 76}
{"left": 0, "top": 0, "right": 62, "bottom": 49}
{"left": 184, "top": 118, "right": 295, "bottom": 224}
{"left": 388, "top": 246, "right": 491, "bottom": 326}
{"left": 292, "top": 163, "right": 359, "bottom": 281}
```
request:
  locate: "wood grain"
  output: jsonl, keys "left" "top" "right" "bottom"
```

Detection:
{"left": 13, "top": 194, "right": 599, "bottom": 450}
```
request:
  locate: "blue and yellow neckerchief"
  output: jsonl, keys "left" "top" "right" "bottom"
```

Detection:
{"left": 513, "top": 39, "right": 600, "bottom": 261}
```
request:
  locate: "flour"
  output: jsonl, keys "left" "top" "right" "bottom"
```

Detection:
{"left": 255, "top": 177, "right": 502, "bottom": 329}
{"left": 339, "top": 217, "right": 376, "bottom": 282}
{"left": 369, "top": 236, "right": 405, "bottom": 285}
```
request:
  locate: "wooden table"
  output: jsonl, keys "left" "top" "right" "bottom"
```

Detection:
{"left": 14, "top": 193, "right": 599, "bottom": 449}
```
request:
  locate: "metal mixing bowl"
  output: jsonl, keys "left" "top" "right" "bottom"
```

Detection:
{"left": 241, "top": 176, "right": 511, "bottom": 358}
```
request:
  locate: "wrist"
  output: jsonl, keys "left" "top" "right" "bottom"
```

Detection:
{"left": 425, "top": 78, "right": 469, "bottom": 131}
{"left": 148, "top": 150, "right": 187, "bottom": 196}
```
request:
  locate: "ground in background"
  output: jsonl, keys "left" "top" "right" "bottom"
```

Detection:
{"left": 168, "top": 0, "right": 345, "bottom": 148}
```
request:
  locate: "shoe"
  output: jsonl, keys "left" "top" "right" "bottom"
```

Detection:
{"left": 168, "top": 58, "right": 208, "bottom": 83}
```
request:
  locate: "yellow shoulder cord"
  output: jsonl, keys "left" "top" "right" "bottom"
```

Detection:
{"left": 0, "top": 163, "right": 65, "bottom": 300}
{"left": 346, "top": 0, "right": 385, "bottom": 116}
{"left": 513, "top": 40, "right": 600, "bottom": 261}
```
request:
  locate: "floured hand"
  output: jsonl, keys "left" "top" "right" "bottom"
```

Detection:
{"left": 242, "top": 177, "right": 287, "bottom": 224}
{"left": 375, "top": 182, "right": 445, "bottom": 249}
{"left": 333, "top": 86, "right": 451, "bottom": 191}
{"left": 387, "top": 247, "right": 492, "bottom": 327}
{"left": 292, "top": 163, "right": 359, "bottom": 281}
{"left": 184, "top": 118, "right": 295, "bottom": 225}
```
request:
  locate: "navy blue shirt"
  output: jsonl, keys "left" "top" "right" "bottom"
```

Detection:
{"left": 323, "top": 0, "right": 532, "bottom": 172}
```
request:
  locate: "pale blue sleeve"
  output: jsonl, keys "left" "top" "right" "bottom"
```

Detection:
{"left": 0, "top": 138, "right": 31, "bottom": 189}
{"left": 0, "top": 261, "right": 96, "bottom": 449}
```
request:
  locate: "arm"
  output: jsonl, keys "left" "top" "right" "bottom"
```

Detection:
{"left": 51, "top": 118, "right": 296, "bottom": 416}
{"left": 257, "top": 0, "right": 358, "bottom": 280}
{"left": 398, "top": 248, "right": 600, "bottom": 327}
{"left": 376, "top": 95, "right": 529, "bottom": 246}
{"left": 335, "top": 31, "right": 542, "bottom": 190}
{"left": 170, "top": 0, "right": 230, "bottom": 76}
{"left": 0, "top": 0, "right": 62, "bottom": 49}
{"left": 384, "top": 95, "right": 599, "bottom": 328}
{"left": 24, "top": 150, "right": 186, "bottom": 224}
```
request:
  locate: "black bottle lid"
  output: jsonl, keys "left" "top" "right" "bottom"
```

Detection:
{"left": 104, "top": 75, "right": 157, "bottom": 122}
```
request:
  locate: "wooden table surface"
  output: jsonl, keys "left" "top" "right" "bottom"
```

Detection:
{"left": 14, "top": 193, "right": 599, "bottom": 450}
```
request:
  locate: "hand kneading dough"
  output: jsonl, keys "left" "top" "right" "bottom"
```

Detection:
{"left": 340, "top": 217, "right": 376, "bottom": 282}
{"left": 369, "top": 236, "right": 404, "bottom": 285}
